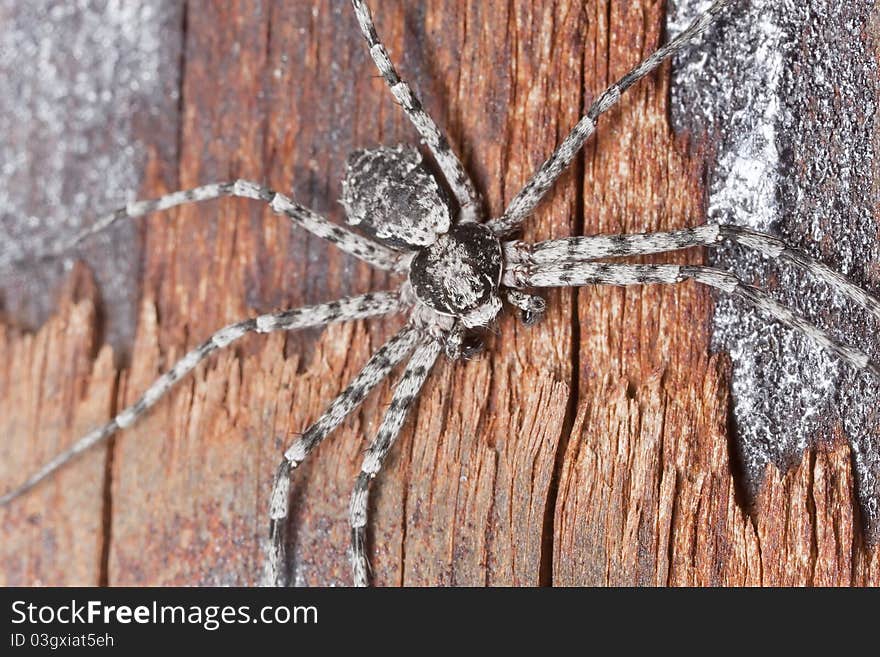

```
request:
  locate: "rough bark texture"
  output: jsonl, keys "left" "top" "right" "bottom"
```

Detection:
{"left": 1, "top": 0, "right": 878, "bottom": 586}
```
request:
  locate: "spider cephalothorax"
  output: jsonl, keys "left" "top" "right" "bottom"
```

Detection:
{"left": 409, "top": 223, "right": 503, "bottom": 328}
{"left": 4, "top": 0, "right": 880, "bottom": 588}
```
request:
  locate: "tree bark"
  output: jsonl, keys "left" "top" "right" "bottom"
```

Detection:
{"left": 1, "top": 0, "right": 878, "bottom": 586}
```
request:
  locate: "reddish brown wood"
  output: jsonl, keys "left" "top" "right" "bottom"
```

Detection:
{"left": 1, "top": 0, "right": 878, "bottom": 586}
{"left": 0, "top": 269, "right": 113, "bottom": 586}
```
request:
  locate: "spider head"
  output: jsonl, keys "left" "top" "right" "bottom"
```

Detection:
{"left": 341, "top": 145, "right": 451, "bottom": 249}
{"left": 409, "top": 223, "right": 503, "bottom": 328}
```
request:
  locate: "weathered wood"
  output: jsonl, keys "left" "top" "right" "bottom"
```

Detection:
{"left": 1, "top": 0, "right": 878, "bottom": 586}
{"left": 0, "top": 270, "right": 113, "bottom": 586}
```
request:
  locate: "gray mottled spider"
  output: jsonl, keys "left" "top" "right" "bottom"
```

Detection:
{"left": 2, "top": 0, "right": 879, "bottom": 587}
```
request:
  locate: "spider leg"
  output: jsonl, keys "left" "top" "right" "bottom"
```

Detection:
{"left": 507, "top": 224, "right": 880, "bottom": 322}
{"left": 0, "top": 291, "right": 402, "bottom": 507}
{"left": 514, "top": 261, "right": 880, "bottom": 379}
{"left": 262, "top": 324, "right": 420, "bottom": 587}
{"left": 490, "top": 0, "right": 738, "bottom": 235}
{"left": 5, "top": 180, "right": 401, "bottom": 272}
{"left": 349, "top": 0, "right": 481, "bottom": 223}
{"left": 349, "top": 336, "right": 442, "bottom": 587}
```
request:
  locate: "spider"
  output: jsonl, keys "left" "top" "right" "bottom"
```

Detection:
{"left": 2, "top": 0, "right": 879, "bottom": 587}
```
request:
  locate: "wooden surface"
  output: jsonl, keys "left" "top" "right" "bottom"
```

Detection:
{"left": 1, "top": 0, "right": 879, "bottom": 586}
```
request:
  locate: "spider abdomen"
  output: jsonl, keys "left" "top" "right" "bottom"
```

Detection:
{"left": 341, "top": 145, "right": 451, "bottom": 248}
{"left": 409, "top": 223, "right": 502, "bottom": 327}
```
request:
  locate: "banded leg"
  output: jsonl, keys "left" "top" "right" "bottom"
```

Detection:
{"left": 262, "top": 325, "right": 420, "bottom": 587}
{"left": 517, "top": 261, "right": 880, "bottom": 379}
{"left": 6, "top": 180, "right": 401, "bottom": 272}
{"left": 0, "top": 291, "right": 401, "bottom": 507}
{"left": 490, "top": 0, "right": 738, "bottom": 235}
{"left": 506, "top": 223, "right": 880, "bottom": 322}
{"left": 350, "top": 0, "right": 481, "bottom": 223}
{"left": 349, "top": 337, "right": 442, "bottom": 587}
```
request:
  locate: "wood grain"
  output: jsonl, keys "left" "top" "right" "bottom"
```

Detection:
{"left": 1, "top": 0, "right": 878, "bottom": 586}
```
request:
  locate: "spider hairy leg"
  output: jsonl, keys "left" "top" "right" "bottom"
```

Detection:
{"left": 262, "top": 325, "right": 420, "bottom": 587}
{"left": 491, "top": 0, "right": 739, "bottom": 235}
{"left": 511, "top": 224, "right": 880, "bottom": 322}
{"left": 3, "top": 180, "right": 401, "bottom": 272}
{"left": 0, "top": 292, "right": 402, "bottom": 507}
{"left": 349, "top": 337, "right": 442, "bottom": 587}
{"left": 515, "top": 261, "right": 880, "bottom": 379}
{"left": 349, "top": 0, "right": 481, "bottom": 223}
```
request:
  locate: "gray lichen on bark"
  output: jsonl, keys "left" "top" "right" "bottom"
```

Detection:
{"left": 0, "top": 0, "right": 182, "bottom": 355}
{"left": 670, "top": 0, "right": 880, "bottom": 537}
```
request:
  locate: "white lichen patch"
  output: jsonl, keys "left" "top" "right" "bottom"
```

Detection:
{"left": 0, "top": 1, "right": 183, "bottom": 352}
{"left": 670, "top": 0, "right": 880, "bottom": 535}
